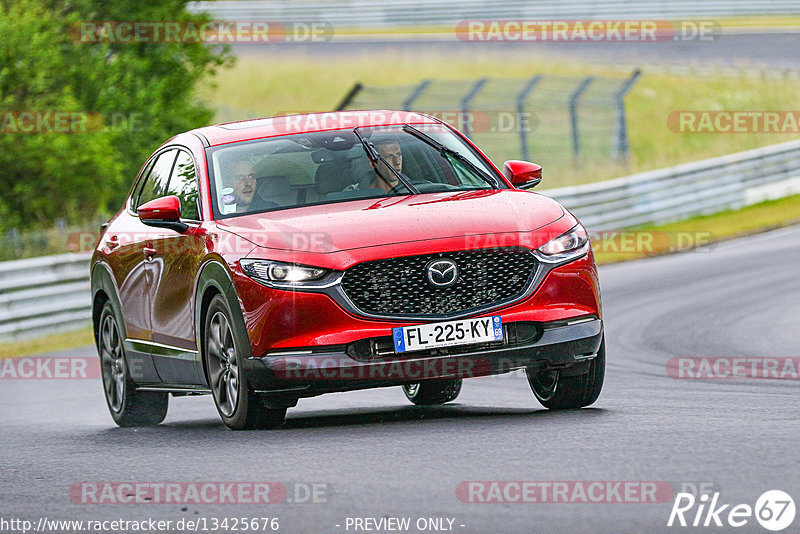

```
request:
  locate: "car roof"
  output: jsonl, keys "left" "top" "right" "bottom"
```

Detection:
{"left": 191, "top": 110, "right": 442, "bottom": 147}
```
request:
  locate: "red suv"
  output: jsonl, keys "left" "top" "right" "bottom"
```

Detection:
{"left": 91, "top": 111, "right": 604, "bottom": 430}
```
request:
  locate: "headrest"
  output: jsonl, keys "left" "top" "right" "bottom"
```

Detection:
{"left": 315, "top": 159, "right": 353, "bottom": 194}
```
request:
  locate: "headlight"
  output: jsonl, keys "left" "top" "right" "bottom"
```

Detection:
{"left": 536, "top": 224, "right": 589, "bottom": 263}
{"left": 240, "top": 259, "right": 331, "bottom": 286}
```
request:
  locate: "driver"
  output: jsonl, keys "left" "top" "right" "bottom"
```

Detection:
{"left": 370, "top": 138, "right": 403, "bottom": 192}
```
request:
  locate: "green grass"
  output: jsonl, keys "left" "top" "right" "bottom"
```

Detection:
{"left": 710, "top": 15, "right": 800, "bottom": 28}
{"left": 200, "top": 51, "right": 800, "bottom": 189}
{"left": 0, "top": 327, "right": 94, "bottom": 359}
{"left": 593, "top": 193, "right": 800, "bottom": 264}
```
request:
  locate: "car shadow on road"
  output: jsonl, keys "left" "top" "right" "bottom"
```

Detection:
{"left": 152, "top": 404, "right": 608, "bottom": 433}
{"left": 86, "top": 405, "right": 609, "bottom": 439}
{"left": 279, "top": 404, "right": 610, "bottom": 430}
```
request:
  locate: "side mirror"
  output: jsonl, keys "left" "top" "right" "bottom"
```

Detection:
{"left": 138, "top": 195, "right": 188, "bottom": 233}
{"left": 503, "top": 160, "right": 542, "bottom": 190}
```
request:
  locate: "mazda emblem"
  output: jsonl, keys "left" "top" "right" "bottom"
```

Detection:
{"left": 426, "top": 259, "right": 458, "bottom": 288}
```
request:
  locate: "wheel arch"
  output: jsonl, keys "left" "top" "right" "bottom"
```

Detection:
{"left": 194, "top": 259, "right": 253, "bottom": 386}
{"left": 90, "top": 262, "right": 127, "bottom": 347}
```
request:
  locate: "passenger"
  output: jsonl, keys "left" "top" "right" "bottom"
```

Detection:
{"left": 220, "top": 160, "right": 278, "bottom": 214}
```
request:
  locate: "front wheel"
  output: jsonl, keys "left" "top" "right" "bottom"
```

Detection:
{"left": 527, "top": 336, "right": 605, "bottom": 409}
{"left": 204, "top": 295, "right": 286, "bottom": 430}
{"left": 97, "top": 301, "right": 168, "bottom": 426}
{"left": 402, "top": 379, "right": 462, "bottom": 405}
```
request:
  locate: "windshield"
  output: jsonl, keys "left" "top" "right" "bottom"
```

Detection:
{"left": 207, "top": 124, "right": 505, "bottom": 218}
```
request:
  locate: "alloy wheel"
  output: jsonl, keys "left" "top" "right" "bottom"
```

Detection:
{"left": 207, "top": 311, "right": 239, "bottom": 417}
{"left": 403, "top": 384, "right": 420, "bottom": 397}
{"left": 529, "top": 369, "right": 559, "bottom": 402}
{"left": 100, "top": 313, "right": 126, "bottom": 413}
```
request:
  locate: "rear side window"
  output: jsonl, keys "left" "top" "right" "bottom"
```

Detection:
{"left": 135, "top": 149, "right": 178, "bottom": 211}
{"left": 167, "top": 150, "right": 200, "bottom": 220}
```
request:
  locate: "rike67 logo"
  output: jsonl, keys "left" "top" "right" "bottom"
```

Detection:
{"left": 668, "top": 490, "right": 795, "bottom": 531}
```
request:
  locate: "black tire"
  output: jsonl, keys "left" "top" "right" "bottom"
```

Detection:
{"left": 402, "top": 379, "right": 462, "bottom": 405}
{"left": 97, "top": 301, "right": 168, "bottom": 426}
{"left": 526, "top": 335, "right": 605, "bottom": 409}
{"left": 203, "top": 294, "right": 286, "bottom": 430}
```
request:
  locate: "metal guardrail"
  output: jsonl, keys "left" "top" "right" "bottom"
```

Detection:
{"left": 541, "top": 139, "right": 800, "bottom": 230}
{"left": 2, "top": 140, "right": 799, "bottom": 341}
{"left": 0, "top": 253, "right": 92, "bottom": 343}
{"left": 189, "top": 1, "right": 800, "bottom": 27}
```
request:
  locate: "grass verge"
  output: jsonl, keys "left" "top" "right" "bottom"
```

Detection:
{"left": 592, "top": 193, "right": 800, "bottom": 264}
{"left": 0, "top": 327, "right": 94, "bottom": 360}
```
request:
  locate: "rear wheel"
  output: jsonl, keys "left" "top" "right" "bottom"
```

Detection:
{"left": 204, "top": 295, "right": 286, "bottom": 430}
{"left": 527, "top": 336, "right": 605, "bottom": 409}
{"left": 97, "top": 301, "right": 168, "bottom": 426}
{"left": 402, "top": 379, "right": 462, "bottom": 405}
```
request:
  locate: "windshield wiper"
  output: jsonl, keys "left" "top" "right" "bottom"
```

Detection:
{"left": 402, "top": 124, "right": 500, "bottom": 189}
{"left": 353, "top": 127, "right": 420, "bottom": 195}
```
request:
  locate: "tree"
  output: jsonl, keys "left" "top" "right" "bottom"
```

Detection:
{"left": 0, "top": 0, "right": 232, "bottom": 231}
{"left": 0, "top": 0, "right": 119, "bottom": 229}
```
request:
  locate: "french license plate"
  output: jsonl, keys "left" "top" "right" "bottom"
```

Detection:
{"left": 393, "top": 316, "right": 503, "bottom": 353}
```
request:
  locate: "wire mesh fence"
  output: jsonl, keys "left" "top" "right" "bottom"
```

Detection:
{"left": 338, "top": 70, "right": 640, "bottom": 170}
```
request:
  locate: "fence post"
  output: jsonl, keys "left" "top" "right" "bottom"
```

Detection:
{"left": 335, "top": 82, "right": 363, "bottom": 111}
{"left": 402, "top": 79, "right": 432, "bottom": 111}
{"left": 460, "top": 77, "right": 489, "bottom": 138}
{"left": 8, "top": 228, "right": 22, "bottom": 259}
{"left": 569, "top": 76, "right": 594, "bottom": 162}
{"left": 516, "top": 74, "right": 544, "bottom": 161}
{"left": 613, "top": 69, "right": 641, "bottom": 162}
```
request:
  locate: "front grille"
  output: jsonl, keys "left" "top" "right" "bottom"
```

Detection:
{"left": 340, "top": 248, "right": 538, "bottom": 318}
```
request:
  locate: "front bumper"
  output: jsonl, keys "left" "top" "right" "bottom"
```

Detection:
{"left": 243, "top": 317, "right": 603, "bottom": 399}
{"left": 235, "top": 250, "right": 602, "bottom": 354}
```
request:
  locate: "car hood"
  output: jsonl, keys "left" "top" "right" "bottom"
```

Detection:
{"left": 216, "top": 189, "right": 565, "bottom": 254}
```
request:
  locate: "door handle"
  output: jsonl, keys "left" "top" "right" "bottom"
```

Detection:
{"left": 143, "top": 246, "right": 157, "bottom": 258}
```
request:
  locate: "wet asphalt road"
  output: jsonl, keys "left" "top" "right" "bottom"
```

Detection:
{"left": 1, "top": 225, "right": 799, "bottom": 533}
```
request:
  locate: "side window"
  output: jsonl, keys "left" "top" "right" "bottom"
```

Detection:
{"left": 135, "top": 149, "right": 178, "bottom": 211}
{"left": 167, "top": 151, "right": 200, "bottom": 220}
{"left": 129, "top": 158, "right": 156, "bottom": 210}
